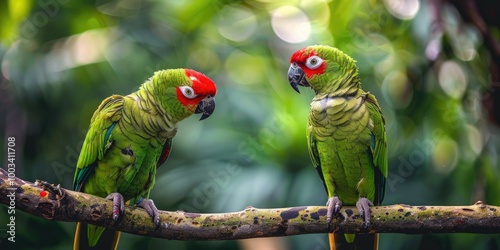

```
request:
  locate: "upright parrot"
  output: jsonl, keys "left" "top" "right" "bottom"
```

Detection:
{"left": 287, "top": 45, "right": 387, "bottom": 250}
{"left": 73, "top": 68, "right": 217, "bottom": 250}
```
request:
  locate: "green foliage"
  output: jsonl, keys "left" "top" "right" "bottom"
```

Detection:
{"left": 1, "top": 0, "right": 499, "bottom": 249}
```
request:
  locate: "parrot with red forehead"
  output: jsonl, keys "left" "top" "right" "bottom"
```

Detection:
{"left": 73, "top": 68, "right": 217, "bottom": 249}
{"left": 288, "top": 45, "right": 387, "bottom": 250}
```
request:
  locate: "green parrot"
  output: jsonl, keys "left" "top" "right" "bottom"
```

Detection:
{"left": 73, "top": 68, "right": 217, "bottom": 250}
{"left": 288, "top": 45, "right": 387, "bottom": 250}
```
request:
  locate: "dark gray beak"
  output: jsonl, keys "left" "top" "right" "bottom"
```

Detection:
{"left": 287, "top": 63, "right": 310, "bottom": 94}
{"left": 195, "top": 95, "right": 215, "bottom": 120}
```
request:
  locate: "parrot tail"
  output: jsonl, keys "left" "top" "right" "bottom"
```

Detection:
{"left": 329, "top": 232, "right": 379, "bottom": 250}
{"left": 74, "top": 222, "right": 121, "bottom": 250}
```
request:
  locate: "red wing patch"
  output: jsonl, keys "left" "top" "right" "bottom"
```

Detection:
{"left": 157, "top": 138, "right": 173, "bottom": 167}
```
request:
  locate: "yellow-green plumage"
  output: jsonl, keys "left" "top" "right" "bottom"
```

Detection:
{"left": 309, "top": 91, "right": 384, "bottom": 204}
{"left": 289, "top": 45, "right": 387, "bottom": 250}
{"left": 73, "top": 69, "right": 217, "bottom": 249}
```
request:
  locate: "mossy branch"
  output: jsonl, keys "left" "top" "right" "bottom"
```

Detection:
{"left": 1, "top": 168, "right": 499, "bottom": 240}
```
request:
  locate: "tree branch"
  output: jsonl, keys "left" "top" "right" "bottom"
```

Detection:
{"left": 1, "top": 168, "right": 499, "bottom": 241}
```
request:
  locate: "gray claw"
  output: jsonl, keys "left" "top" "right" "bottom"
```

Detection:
{"left": 106, "top": 192, "right": 125, "bottom": 221}
{"left": 137, "top": 198, "right": 160, "bottom": 226}
{"left": 326, "top": 196, "right": 342, "bottom": 226}
{"left": 356, "top": 197, "right": 373, "bottom": 227}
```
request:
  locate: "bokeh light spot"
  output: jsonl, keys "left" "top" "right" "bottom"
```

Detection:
{"left": 438, "top": 60, "right": 467, "bottom": 99}
{"left": 381, "top": 70, "right": 413, "bottom": 109}
{"left": 218, "top": 5, "right": 257, "bottom": 42}
{"left": 225, "top": 50, "right": 266, "bottom": 85}
{"left": 384, "top": 0, "right": 419, "bottom": 20}
{"left": 188, "top": 45, "right": 220, "bottom": 72}
{"left": 432, "top": 137, "right": 458, "bottom": 174}
{"left": 271, "top": 6, "right": 311, "bottom": 44}
{"left": 66, "top": 29, "right": 109, "bottom": 68}
{"left": 466, "top": 124, "right": 483, "bottom": 156}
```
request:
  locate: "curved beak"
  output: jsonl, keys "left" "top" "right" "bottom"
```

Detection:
{"left": 287, "top": 63, "right": 310, "bottom": 94}
{"left": 195, "top": 95, "right": 215, "bottom": 120}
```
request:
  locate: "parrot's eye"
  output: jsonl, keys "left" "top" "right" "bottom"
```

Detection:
{"left": 179, "top": 86, "right": 197, "bottom": 99}
{"left": 305, "top": 56, "right": 323, "bottom": 69}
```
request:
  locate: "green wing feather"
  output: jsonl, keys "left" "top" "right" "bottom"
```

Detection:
{"left": 73, "top": 95, "right": 125, "bottom": 249}
{"left": 365, "top": 93, "right": 387, "bottom": 204}
{"left": 73, "top": 95, "right": 124, "bottom": 191}
{"left": 307, "top": 129, "right": 327, "bottom": 192}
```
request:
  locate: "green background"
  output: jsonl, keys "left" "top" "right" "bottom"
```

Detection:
{"left": 1, "top": 0, "right": 499, "bottom": 249}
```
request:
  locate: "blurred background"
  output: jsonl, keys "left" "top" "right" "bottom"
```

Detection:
{"left": 1, "top": 0, "right": 499, "bottom": 249}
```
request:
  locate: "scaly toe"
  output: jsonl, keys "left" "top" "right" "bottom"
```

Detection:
{"left": 106, "top": 193, "right": 125, "bottom": 221}
{"left": 356, "top": 197, "right": 373, "bottom": 227}
{"left": 137, "top": 198, "right": 160, "bottom": 226}
{"left": 326, "top": 196, "right": 342, "bottom": 228}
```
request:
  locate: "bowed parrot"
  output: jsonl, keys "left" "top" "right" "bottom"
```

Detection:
{"left": 288, "top": 45, "right": 387, "bottom": 250}
{"left": 73, "top": 68, "right": 217, "bottom": 249}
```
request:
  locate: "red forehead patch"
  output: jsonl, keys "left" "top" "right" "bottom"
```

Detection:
{"left": 290, "top": 48, "right": 325, "bottom": 78}
{"left": 290, "top": 48, "right": 317, "bottom": 64}
{"left": 184, "top": 69, "right": 217, "bottom": 96}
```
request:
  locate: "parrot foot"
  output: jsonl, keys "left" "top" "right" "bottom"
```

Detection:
{"left": 326, "top": 195, "right": 342, "bottom": 229}
{"left": 106, "top": 192, "right": 125, "bottom": 221}
{"left": 356, "top": 197, "right": 374, "bottom": 228}
{"left": 137, "top": 198, "right": 160, "bottom": 227}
